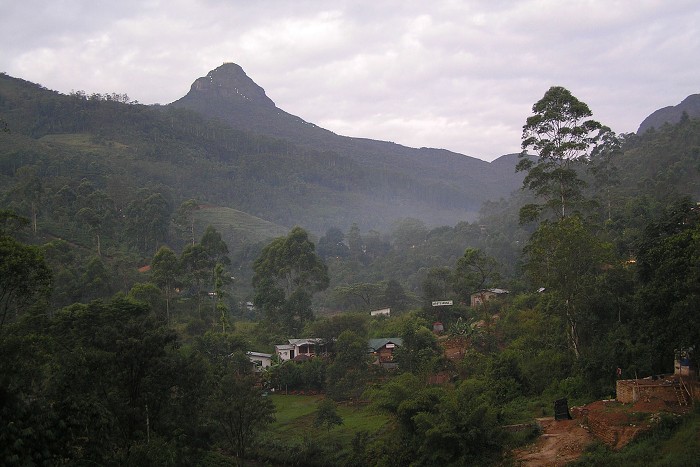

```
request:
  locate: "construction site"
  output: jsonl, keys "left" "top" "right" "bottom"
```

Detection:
{"left": 513, "top": 350, "right": 699, "bottom": 466}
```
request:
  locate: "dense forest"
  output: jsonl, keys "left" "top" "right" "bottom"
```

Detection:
{"left": 1, "top": 74, "right": 699, "bottom": 466}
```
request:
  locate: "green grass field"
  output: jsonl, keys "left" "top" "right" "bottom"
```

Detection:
{"left": 268, "top": 394, "right": 390, "bottom": 443}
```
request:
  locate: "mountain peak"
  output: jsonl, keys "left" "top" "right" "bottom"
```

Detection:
{"left": 185, "top": 62, "right": 275, "bottom": 108}
{"left": 637, "top": 93, "right": 700, "bottom": 134}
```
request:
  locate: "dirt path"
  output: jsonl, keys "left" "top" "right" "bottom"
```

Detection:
{"left": 511, "top": 395, "right": 691, "bottom": 466}
{"left": 512, "top": 417, "right": 595, "bottom": 466}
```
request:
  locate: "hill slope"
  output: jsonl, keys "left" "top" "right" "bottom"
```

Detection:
{"left": 0, "top": 70, "right": 520, "bottom": 236}
{"left": 637, "top": 93, "right": 700, "bottom": 134}
{"left": 170, "top": 63, "right": 524, "bottom": 219}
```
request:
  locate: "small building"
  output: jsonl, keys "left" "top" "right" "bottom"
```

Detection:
{"left": 616, "top": 376, "right": 697, "bottom": 405}
{"left": 470, "top": 288, "right": 509, "bottom": 307}
{"left": 274, "top": 344, "right": 296, "bottom": 361}
{"left": 675, "top": 348, "right": 697, "bottom": 378}
{"left": 617, "top": 349, "right": 699, "bottom": 406}
{"left": 247, "top": 351, "right": 273, "bottom": 371}
{"left": 369, "top": 337, "right": 403, "bottom": 369}
{"left": 289, "top": 338, "right": 327, "bottom": 358}
{"left": 370, "top": 307, "right": 391, "bottom": 317}
{"left": 274, "top": 338, "right": 328, "bottom": 362}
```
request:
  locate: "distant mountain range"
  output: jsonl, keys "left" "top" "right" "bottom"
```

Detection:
{"left": 1, "top": 64, "right": 697, "bottom": 237}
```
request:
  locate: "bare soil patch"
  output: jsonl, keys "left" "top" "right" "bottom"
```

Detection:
{"left": 512, "top": 397, "right": 690, "bottom": 466}
{"left": 439, "top": 335, "right": 468, "bottom": 361}
{"left": 512, "top": 417, "right": 595, "bottom": 466}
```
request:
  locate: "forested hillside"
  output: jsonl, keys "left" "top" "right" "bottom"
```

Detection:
{"left": 1, "top": 71, "right": 699, "bottom": 465}
{"left": 637, "top": 93, "right": 700, "bottom": 134}
{"left": 0, "top": 68, "right": 524, "bottom": 238}
{"left": 171, "top": 63, "right": 525, "bottom": 221}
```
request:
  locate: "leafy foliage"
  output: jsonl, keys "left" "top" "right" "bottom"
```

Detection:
{"left": 314, "top": 398, "right": 344, "bottom": 431}
{"left": 252, "top": 227, "right": 329, "bottom": 335}
{"left": 326, "top": 330, "right": 371, "bottom": 401}
{"left": 522, "top": 216, "right": 614, "bottom": 357}
{"left": 632, "top": 199, "right": 700, "bottom": 372}
{"left": 0, "top": 233, "right": 52, "bottom": 331}
{"left": 208, "top": 371, "right": 275, "bottom": 459}
{"left": 517, "top": 86, "right": 606, "bottom": 221}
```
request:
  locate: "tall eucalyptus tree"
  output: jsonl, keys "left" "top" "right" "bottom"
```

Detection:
{"left": 517, "top": 86, "right": 604, "bottom": 222}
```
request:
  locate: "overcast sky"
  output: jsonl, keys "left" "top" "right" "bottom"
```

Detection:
{"left": 2, "top": 1, "right": 699, "bottom": 161}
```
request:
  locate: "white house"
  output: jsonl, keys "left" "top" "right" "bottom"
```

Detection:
{"left": 247, "top": 351, "right": 273, "bottom": 371}
{"left": 274, "top": 344, "right": 296, "bottom": 361}
{"left": 370, "top": 308, "right": 391, "bottom": 317}
{"left": 274, "top": 338, "right": 328, "bottom": 361}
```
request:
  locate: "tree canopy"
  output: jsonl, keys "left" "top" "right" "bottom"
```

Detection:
{"left": 0, "top": 234, "right": 52, "bottom": 331}
{"left": 252, "top": 226, "right": 329, "bottom": 335}
{"left": 517, "top": 86, "right": 605, "bottom": 221}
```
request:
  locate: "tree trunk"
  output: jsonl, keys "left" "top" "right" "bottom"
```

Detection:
{"left": 565, "top": 300, "right": 580, "bottom": 358}
{"left": 165, "top": 287, "right": 170, "bottom": 325}
{"left": 31, "top": 203, "right": 38, "bottom": 234}
{"left": 560, "top": 177, "right": 566, "bottom": 219}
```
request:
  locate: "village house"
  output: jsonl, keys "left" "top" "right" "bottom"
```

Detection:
{"left": 368, "top": 337, "right": 403, "bottom": 369}
{"left": 246, "top": 351, "right": 273, "bottom": 371}
{"left": 274, "top": 344, "right": 295, "bottom": 361}
{"left": 274, "top": 338, "right": 328, "bottom": 361}
{"left": 370, "top": 307, "right": 391, "bottom": 317}
{"left": 272, "top": 337, "right": 404, "bottom": 368}
{"left": 470, "top": 288, "right": 509, "bottom": 307}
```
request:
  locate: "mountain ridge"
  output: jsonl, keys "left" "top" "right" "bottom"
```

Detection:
{"left": 0, "top": 69, "right": 517, "bottom": 234}
{"left": 169, "top": 63, "right": 525, "bottom": 224}
{"left": 8, "top": 64, "right": 695, "bottom": 236}
{"left": 637, "top": 93, "right": 700, "bottom": 134}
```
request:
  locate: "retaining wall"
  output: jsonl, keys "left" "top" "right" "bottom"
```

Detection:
{"left": 616, "top": 378, "right": 678, "bottom": 404}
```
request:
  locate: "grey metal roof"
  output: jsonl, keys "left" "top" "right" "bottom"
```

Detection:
{"left": 368, "top": 337, "right": 403, "bottom": 352}
{"left": 288, "top": 338, "right": 325, "bottom": 345}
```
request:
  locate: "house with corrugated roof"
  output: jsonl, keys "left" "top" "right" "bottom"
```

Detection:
{"left": 274, "top": 338, "right": 329, "bottom": 361}
{"left": 246, "top": 351, "right": 273, "bottom": 371}
{"left": 470, "top": 288, "right": 509, "bottom": 307}
{"left": 368, "top": 337, "right": 403, "bottom": 369}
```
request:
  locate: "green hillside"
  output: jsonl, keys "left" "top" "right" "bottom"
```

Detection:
{"left": 0, "top": 70, "right": 521, "bottom": 237}
{"left": 193, "top": 205, "right": 288, "bottom": 242}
